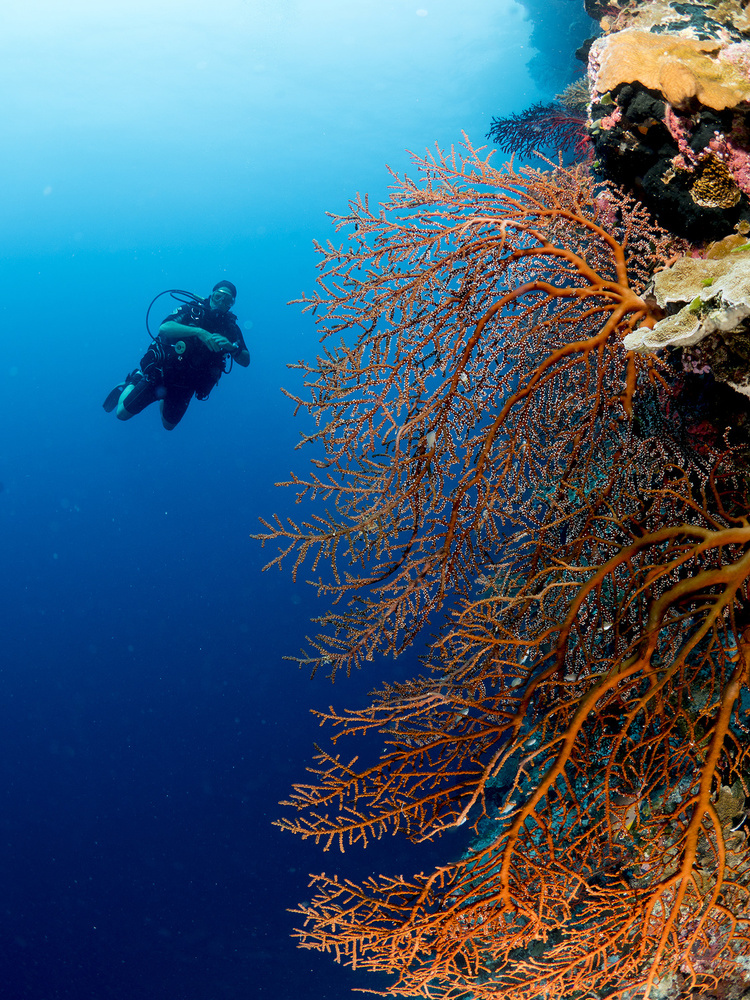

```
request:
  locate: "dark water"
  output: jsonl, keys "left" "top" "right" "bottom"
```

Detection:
{"left": 0, "top": 3, "right": 570, "bottom": 997}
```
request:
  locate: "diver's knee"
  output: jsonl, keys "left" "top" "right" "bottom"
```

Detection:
{"left": 160, "top": 407, "right": 177, "bottom": 430}
{"left": 159, "top": 399, "right": 178, "bottom": 430}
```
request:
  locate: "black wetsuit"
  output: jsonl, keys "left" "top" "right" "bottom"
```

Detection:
{"left": 122, "top": 298, "right": 247, "bottom": 426}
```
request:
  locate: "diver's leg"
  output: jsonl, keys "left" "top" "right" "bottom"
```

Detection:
{"left": 103, "top": 370, "right": 142, "bottom": 413}
{"left": 160, "top": 406, "right": 177, "bottom": 430}
{"left": 160, "top": 388, "right": 192, "bottom": 430}
{"left": 117, "top": 377, "right": 158, "bottom": 421}
{"left": 116, "top": 384, "right": 137, "bottom": 420}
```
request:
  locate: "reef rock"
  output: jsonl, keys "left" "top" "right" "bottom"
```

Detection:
{"left": 586, "top": 3, "right": 750, "bottom": 240}
{"left": 606, "top": 0, "right": 750, "bottom": 43}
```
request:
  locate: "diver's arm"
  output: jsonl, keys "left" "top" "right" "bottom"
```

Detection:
{"left": 226, "top": 322, "right": 250, "bottom": 366}
{"left": 159, "top": 321, "right": 230, "bottom": 353}
{"left": 160, "top": 320, "right": 209, "bottom": 341}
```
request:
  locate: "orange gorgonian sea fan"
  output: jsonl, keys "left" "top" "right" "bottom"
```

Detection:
{"left": 277, "top": 428, "right": 750, "bottom": 998}
{"left": 264, "top": 138, "right": 750, "bottom": 997}
{"left": 255, "top": 139, "right": 679, "bottom": 679}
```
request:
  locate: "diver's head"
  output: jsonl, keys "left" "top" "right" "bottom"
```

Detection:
{"left": 210, "top": 281, "right": 237, "bottom": 312}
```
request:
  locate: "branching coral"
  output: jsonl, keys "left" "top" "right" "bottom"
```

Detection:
{"left": 255, "top": 141, "right": 678, "bottom": 679}
{"left": 278, "top": 436, "right": 750, "bottom": 997}
{"left": 487, "top": 102, "right": 591, "bottom": 160}
{"left": 557, "top": 76, "right": 591, "bottom": 115}
{"left": 261, "top": 125, "right": 750, "bottom": 996}
{"left": 263, "top": 7, "right": 750, "bottom": 988}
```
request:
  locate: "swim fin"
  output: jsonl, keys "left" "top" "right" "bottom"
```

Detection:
{"left": 102, "top": 382, "right": 127, "bottom": 413}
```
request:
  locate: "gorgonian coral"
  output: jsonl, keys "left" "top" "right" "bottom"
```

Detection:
{"left": 256, "top": 140, "right": 677, "bottom": 678}
{"left": 265, "top": 129, "right": 750, "bottom": 1000}
{"left": 487, "top": 101, "right": 591, "bottom": 160}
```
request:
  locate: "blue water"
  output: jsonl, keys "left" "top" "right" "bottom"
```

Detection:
{"left": 0, "top": 3, "right": 564, "bottom": 997}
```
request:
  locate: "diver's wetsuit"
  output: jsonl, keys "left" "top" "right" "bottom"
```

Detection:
{"left": 121, "top": 298, "right": 247, "bottom": 427}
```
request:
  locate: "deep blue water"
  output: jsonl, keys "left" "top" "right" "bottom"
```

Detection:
{"left": 0, "top": 3, "right": 585, "bottom": 997}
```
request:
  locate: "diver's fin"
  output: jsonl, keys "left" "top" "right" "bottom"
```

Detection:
{"left": 103, "top": 370, "right": 143, "bottom": 412}
{"left": 102, "top": 382, "right": 127, "bottom": 413}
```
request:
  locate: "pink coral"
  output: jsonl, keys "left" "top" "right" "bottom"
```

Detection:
{"left": 594, "top": 192, "right": 618, "bottom": 229}
{"left": 665, "top": 104, "right": 698, "bottom": 167}
{"left": 709, "top": 130, "right": 750, "bottom": 196}
{"left": 681, "top": 349, "right": 712, "bottom": 375}
{"left": 600, "top": 105, "right": 622, "bottom": 130}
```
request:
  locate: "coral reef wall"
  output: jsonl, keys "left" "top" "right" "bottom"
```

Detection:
{"left": 267, "top": 3, "right": 750, "bottom": 998}
{"left": 588, "top": 0, "right": 750, "bottom": 239}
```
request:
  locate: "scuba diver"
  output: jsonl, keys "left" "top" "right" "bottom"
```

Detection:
{"left": 103, "top": 281, "right": 250, "bottom": 430}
